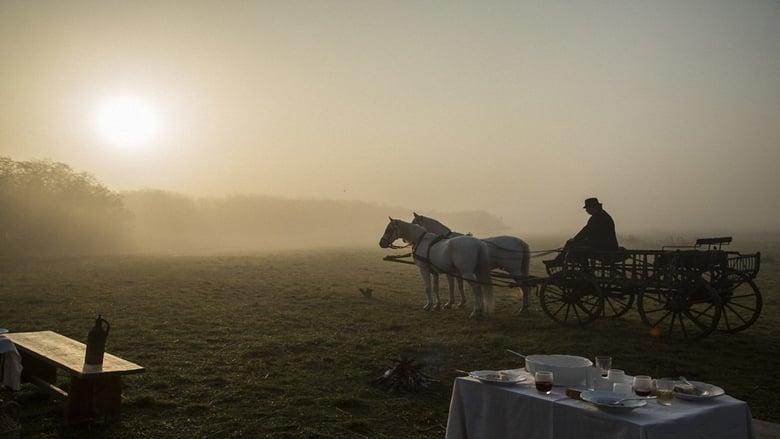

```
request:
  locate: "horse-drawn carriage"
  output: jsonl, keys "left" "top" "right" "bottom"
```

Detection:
{"left": 533, "top": 237, "right": 761, "bottom": 340}
{"left": 383, "top": 222, "right": 762, "bottom": 341}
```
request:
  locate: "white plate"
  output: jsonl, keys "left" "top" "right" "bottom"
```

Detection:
{"left": 673, "top": 381, "right": 725, "bottom": 400}
{"left": 581, "top": 390, "right": 648, "bottom": 412}
{"left": 469, "top": 370, "right": 527, "bottom": 385}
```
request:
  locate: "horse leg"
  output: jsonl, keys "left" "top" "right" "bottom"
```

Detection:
{"left": 461, "top": 273, "right": 483, "bottom": 319}
{"left": 508, "top": 269, "right": 531, "bottom": 314}
{"left": 432, "top": 273, "right": 441, "bottom": 310}
{"left": 418, "top": 265, "right": 433, "bottom": 311}
{"left": 457, "top": 277, "right": 466, "bottom": 308}
{"left": 443, "top": 275, "right": 455, "bottom": 309}
{"left": 519, "top": 286, "right": 532, "bottom": 314}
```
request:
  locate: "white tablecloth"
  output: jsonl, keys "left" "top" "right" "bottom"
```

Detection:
{"left": 0, "top": 335, "right": 22, "bottom": 390}
{"left": 445, "top": 372, "right": 756, "bottom": 439}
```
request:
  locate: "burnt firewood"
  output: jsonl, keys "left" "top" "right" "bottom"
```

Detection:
{"left": 372, "top": 356, "right": 437, "bottom": 392}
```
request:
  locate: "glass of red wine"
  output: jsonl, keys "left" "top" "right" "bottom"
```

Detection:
{"left": 535, "top": 371, "right": 554, "bottom": 394}
{"left": 633, "top": 375, "right": 653, "bottom": 396}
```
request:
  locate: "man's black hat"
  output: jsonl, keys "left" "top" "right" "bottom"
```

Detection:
{"left": 583, "top": 197, "right": 602, "bottom": 209}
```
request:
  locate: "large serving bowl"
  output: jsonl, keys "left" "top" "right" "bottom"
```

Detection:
{"left": 525, "top": 354, "right": 593, "bottom": 387}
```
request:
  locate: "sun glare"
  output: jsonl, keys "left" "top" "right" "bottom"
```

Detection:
{"left": 95, "top": 96, "right": 161, "bottom": 148}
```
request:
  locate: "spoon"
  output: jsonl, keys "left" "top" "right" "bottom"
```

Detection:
{"left": 607, "top": 396, "right": 647, "bottom": 405}
{"left": 506, "top": 349, "right": 526, "bottom": 359}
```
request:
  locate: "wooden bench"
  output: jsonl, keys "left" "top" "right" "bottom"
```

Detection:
{"left": 4, "top": 331, "right": 144, "bottom": 424}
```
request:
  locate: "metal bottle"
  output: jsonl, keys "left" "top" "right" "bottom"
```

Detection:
{"left": 84, "top": 315, "right": 110, "bottom": 366}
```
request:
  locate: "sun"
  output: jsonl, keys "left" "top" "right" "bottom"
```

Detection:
{"left": 94, "top": 96, "right": 161, "bottom": 148}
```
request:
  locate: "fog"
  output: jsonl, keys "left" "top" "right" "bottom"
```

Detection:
{"left": 2, "top": 1, "right": 779, "bottom": 241}
{"left": 122, "top": 189, "right": 511, "bottom": 253}
{"left": 2, "top": 157, "right": 517, "bottom": 255}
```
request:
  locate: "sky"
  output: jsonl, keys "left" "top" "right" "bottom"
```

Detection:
{"left": 1, "top": 0, "right": 779, "bottom": 235}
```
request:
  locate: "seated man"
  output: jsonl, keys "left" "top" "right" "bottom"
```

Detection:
{"left": 548, "top": 197, "right": 619, "bottom": 265}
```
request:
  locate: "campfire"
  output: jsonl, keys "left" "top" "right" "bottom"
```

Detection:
{"left": 373, "top": 356, "right": 437, "bottom": 392}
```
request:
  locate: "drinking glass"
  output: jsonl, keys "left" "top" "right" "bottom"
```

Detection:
{"left": 613, "top": 382, "right": 632, "bottom": 395}
{"left": 595, "top": 356, "right": 612, "bottom": 377}
{"left": 535, "top": 371, "right": 554, "bottom": 394}
{"left": 656, "top": 379, "right": 674, "bottom": 406}
{"left": 633, "top": 375, "right": 653, "bottom": 397}
{"left": 606, "top": 369, "right": 625, "bottom": 383}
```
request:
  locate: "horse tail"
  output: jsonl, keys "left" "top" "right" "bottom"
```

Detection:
{"left": 479, "top": 242, "right": 495, "bottom": 314}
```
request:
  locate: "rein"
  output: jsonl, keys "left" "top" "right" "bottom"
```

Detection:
{"left": 416, "top": 218, "right": 560, "bottom": 258}
{"left": 529, "top": 249, "right": 562, "bottom": 258}
{"left": 481, "top": 240, "right": 561, "bottom": 257}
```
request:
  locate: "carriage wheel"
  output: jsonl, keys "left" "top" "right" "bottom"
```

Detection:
{"left": 637, "top": 279, "right": 721, "bottom": 341}
{"left": 600, "top": 284, "right": 635, "bottom": 319}
{"left": 539, "top": 274, "right": 603, "bottom": 327}
{"left": 715, "top": 271, "right": 762, "bottom": 333}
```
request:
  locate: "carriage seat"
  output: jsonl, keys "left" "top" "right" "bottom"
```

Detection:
{"left": 543, "top": 247, "right": 628, "bottom": 271}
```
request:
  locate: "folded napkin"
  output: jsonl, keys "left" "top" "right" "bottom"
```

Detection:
{"left": 0, "top": 336, "right": 22, "bottom": 391}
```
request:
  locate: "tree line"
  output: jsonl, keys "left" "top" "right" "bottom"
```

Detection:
{"left": 0, "top": 157, "right": 130, "bottom": 257}
{"left": 1, "top": 156, "right": 510, "bottom": 256}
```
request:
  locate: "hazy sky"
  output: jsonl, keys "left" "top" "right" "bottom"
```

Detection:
{"left": 2, "top": 0, "right": 779, "bottom": 234}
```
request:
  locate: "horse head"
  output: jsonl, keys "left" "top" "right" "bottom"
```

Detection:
{"left": 411, "top": 213, "right": 451, "bottom": 237}
{"left": 379, "top": 217, "right": 400, "bottom": 248}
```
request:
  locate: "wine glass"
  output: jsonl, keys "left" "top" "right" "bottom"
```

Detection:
{"left": 633, "top": 375, "right": 653, "bottom": 396}
{"left": 535, "top": 371, "right": 554, "bottom": 394}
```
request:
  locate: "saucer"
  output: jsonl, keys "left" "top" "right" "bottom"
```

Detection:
{"left": 469, "top": 370, "right": 528, "bottom": 385}
{"left": 581, "top": 390, "right": 648, "bottom": 412}
{"left": 673, "top": 381, "right": 725, "bottom": 400}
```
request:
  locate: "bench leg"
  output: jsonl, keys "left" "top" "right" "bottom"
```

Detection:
{"left": 66, "top": 376, "right": 122, "bottom": 425}
{"left": 18, "top": 351, "right": 57, "bottom": 385}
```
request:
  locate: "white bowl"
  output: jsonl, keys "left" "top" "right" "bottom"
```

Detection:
{"left": 525, "top": 354, "right": 593, "bottom": 387}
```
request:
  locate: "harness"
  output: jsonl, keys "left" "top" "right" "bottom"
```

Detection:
{"left": 411, "top": 231, "right": 446, "bottom": 274}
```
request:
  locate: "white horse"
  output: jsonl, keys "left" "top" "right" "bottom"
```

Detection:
{"left": 411, "top": 212, "right": 533, "bottom": 312}
{"left": 379, "top": 218, "right": 495, "bottom": 318}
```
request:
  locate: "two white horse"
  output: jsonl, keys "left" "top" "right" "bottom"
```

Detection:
{"left": 410, "top": 213, "right": 533, "bottom": 312}
{"left": 379, "top": 218, "right": 495, "bottom": 318}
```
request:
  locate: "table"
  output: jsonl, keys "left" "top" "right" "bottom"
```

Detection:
{"left": 4, "top": 331, "right": 144, "bottom": 424}
{"left": 445, "top": 371, "right": 756, "bottom": 439}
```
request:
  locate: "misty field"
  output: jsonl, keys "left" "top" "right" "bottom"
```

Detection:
{"left": 1, "top": 248, "right": 778, "bottom": 438}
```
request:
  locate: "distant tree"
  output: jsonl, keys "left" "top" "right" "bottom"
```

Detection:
{"left": 0, "top": 156, "right": 131, "bottom": 256}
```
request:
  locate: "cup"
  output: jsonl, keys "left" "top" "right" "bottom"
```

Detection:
{"left": 606, "top": 369, "right": 625, "bottom": 383}
{"left": 595, "top": 356, "right": 612, "bottom": 377}
{"left": 535, "top": 371, "right": 554, "bottom": 395}
{"left": 613, "top": 382, "right": 632, "bottom": 395}
{"left": 586, "top": 367, "right": 605, "bottom": 390}
{"left": 656, "top": 379, "right": 674, "bottom": 406}
{"left": 633, "top": 375, "right": 653, "bottom": 396}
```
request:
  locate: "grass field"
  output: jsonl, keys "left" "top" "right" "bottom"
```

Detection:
{"left": 1, "top": 246, "right": 778, "bottom": 438}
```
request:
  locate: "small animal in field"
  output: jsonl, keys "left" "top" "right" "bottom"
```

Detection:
{"left": 359, "top": 287, "right": 373, "bottom": 298}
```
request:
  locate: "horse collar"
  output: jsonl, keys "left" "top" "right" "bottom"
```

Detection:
{"left": 413, "top": 234, "right": 445, "bottom": 257}
{"left": 411, "top": 229, "right": 428, "bottom": 250}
